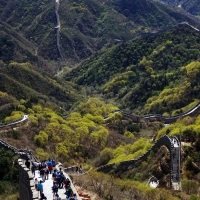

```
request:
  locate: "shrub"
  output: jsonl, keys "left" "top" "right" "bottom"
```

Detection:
{"left": 127, "top": 124, "right": 140, "bottom": 133}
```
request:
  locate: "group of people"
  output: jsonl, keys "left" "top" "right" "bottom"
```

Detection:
{"left": 52, "top": 168, "right": 77, "bottom": 199}
{"left": 31, "top": 158, "right": 78, "bottom": 200}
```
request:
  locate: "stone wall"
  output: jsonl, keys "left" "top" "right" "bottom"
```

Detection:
{"left": 121, "top": 102, "right": 200, "bottom": 124}
{"left": 0, "top": 139, "right": 38, "bottom": 200}
{"left": 97, "top": 135, "right": 172, "bottom": 173}
{"left": 18, "top": 159, "right": 39, "bottom": 200}
{"left": 97, "top": 135, "right": 182, "bottom": 189}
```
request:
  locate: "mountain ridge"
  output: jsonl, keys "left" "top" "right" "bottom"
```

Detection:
{"left": 65, "top": 24, "right": 200, "bottom": 112}
{"left": 0, "top": 0, "right": 200, "bottom": 70}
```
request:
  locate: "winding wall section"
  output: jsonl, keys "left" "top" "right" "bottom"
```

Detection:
{"left": 0, "top": 139, "right": 38, "bottom": 199}
{"left": 97, "top": 135, "right": 181, "bottom": 190}
{"left": 0, "top": 136, "right": 81, "bottom": 199}
{"left": 1, "top": 102, "right": 198, "bottom": 193}
{"left": 0, "top": 114, "right": 29, "bottom": 128}
{"left": 119, "top": 102, "right": 200, "bottom": 124}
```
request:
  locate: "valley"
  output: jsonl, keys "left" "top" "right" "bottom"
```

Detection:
{"left": 0, "top": 0, "right": 200, "bottom": 199}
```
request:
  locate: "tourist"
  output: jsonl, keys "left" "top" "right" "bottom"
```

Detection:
{"left": 41, "top": 160, "right": 46, "bottom": 168}
{"left": 52, "top": 182, "right": 58, "bottom": 199}
{"left": 40, "top": 168, "right": 45, "bottom": 182}
{"left": 25, "top": 159, "right": 30, "bottom": 169}
{"left": 52, "top": 169, "right": 57, "bottom": 181}
{"left": 73, "top": 193, "right": 78, "bottom": 200}
{"left": 56, "top": 171, "right": 61, "bottom": 188}
{"left": 31, "top": 164, "right": 36, "bottom": 177}
{"left": 65, "top": 185, "right": 73, "bottom": 198}
{"left": 37, "top": 180, "right": 43, "bottom": 197}
{"left": 38, "top": 163, "right": 42, "bottom": 171}
{"left": 60, "top": 172, "right": 65, "bottom": 188}
{"left": 44, "top": 167, "right": 49, "bottom": 180}
{"left": 64, "top": 178, "right": 70, "bottom": 189}
{"left": 58, "top": 167, "right": 63, "bottom": 174}
{"left": 47, "top": 159, "right": 53, "bottom": 174}
{"left": 52, "top": 159, "right": 56, "bottom": 168}
{"left": 67, "top": 194, "right": 75, "bottom": 200}
{"left": 34, "top": 178, "right": 38, "bottom": 190}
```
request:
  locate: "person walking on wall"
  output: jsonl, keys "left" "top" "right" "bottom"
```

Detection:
{"left": 52, "top": 159, "right": 56, "bottom": 168}
{"left": 40, "top": 167, "right": 45, "bottom": 182}
{"left": 47, "top": 159, "right": 53, "bottom": 174}
{"left": 25, "top": 159, "right": 30, "bottom": 169}
{"left": 38, "top": 180, "right": 44, "bottom": 197}
{"left": 52, "top": 182, "right": 58, "bottom": 199}
{"left": 34, "top": 178, "right": 38, "bottom": 190}
{"left": 44, "top": 167, "right": 49, "bottom": 180}
{"left": 31, "top": 164, "right": 36, "bottom": 177}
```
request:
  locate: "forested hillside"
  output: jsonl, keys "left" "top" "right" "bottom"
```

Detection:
{"left": 157, "top": 0, "right": 200, "bottom": 16}
{"left": 0, "top": 0, "right": 199, "bottom": 70}
{"left": 0, "top": 149, "right": 19, "bottom": 199}
{"left": 66, "top": 24, "right": 200, "bottom": 113}
{"left": 0, "top": 0, "right": 200, "bottom": 199}
{"left": 0, "top": 62, "right": 80, "bottom": 123}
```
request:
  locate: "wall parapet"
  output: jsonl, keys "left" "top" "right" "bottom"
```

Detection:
{"left": 0, "top": 114, "right": 28, "bottom": 128}
{"left": 120, "top": 102, "right": 200, "bottom": 124}
{"left": 97, "top": 135, "right": 172, "bottom": 173}
{"left": 18, "top": 159, "right": 39, "bottom": 200}
{"left": 97, "top": 135, "right": 181, "bottom": 190}
{"left": 0, "top": 138, "right": 38, "bottom": 200}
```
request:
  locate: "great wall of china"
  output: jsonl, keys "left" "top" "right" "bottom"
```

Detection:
{"left": 117, "top": 102, "right": 200, "bottom": 124}
{"left": 0, "top": 102, "right": 199, "bottom": 199}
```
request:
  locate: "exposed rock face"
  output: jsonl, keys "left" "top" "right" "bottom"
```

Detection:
{"left": 160, "top": 152, "right": 171, "bottom": 173}
{"left": 152, "top": 145, "right": 171, "bottom": 188}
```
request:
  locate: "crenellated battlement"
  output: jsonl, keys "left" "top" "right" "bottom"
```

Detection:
{"left": 18, "top": 159, "right": 39, "bottom": 200}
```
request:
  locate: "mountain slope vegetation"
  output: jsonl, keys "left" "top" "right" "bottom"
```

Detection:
{"left": 112, "top": 0, "right": 200, "bottom": 29}
{"left": 66, "top": 24, "right": 200, "bottom": 113}
{"left": 157, "top": 0, "right": 200, "bottom": 16}
{"left": 0, "top": 0, "right": 199, "bottom": 68}
{"left": 0, "top": 21, "right": 61, "bottom": 73}
{"left": 0, "top": 0, "right": 200, "bottom": 199}
{"left": 0, "top": 62, "right": 80, "bottom": 115}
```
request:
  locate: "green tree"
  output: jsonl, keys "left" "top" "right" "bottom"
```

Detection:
{"left": 0, "top": 148, "right": 19, "bottom": 196}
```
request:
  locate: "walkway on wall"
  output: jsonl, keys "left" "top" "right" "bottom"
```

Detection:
{"left": 35, "top": 169, "right": 66, "bottom": 199}
{"left": 170, "top": 136, "right": 181, "bottom": 190}
{"left": 97, "top": 135, "right": 181, "bottom": 190}
{"left": 118, "top": 101, "right": 200, "bottom": 124}
{"left": 0, "top": 136, "right": 81, "bottom": 199}
{"left": 34, "top": 163, "right": 81, "bottom": 200}
{"left": 0, "top": 114, "right": 29, "bottom": 128}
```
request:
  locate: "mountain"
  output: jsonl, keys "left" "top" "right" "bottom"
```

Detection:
{"left": 0, "top": 1, "right": 200, "bottom": 199}
{"left": 65, "top": 24, "right": 200, "bottom": 113}
{"left": 0, "top": 0, "right": 199, "bottom": 69}
{"left": 0, "top": 20, "right": 63, "bottom": 73}
{"left": 157, "top": 0, "right": 200, "bottom": 16}
{"left": 112, "top": 0, "right": 200, "bottom": 29}
{"left": 0, "top": 62, "right": 80, "bottom": 118}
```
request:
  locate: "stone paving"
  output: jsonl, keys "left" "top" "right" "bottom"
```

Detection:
{"left": 171, "top": 137, "right": 181, "bottom": 190}
{"left": 34, "top": 170, "right": 67, "bottom": 200}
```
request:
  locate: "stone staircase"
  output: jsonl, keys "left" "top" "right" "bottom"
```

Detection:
{"left": 170, "top": 136, "right": 181, "bottom": 190}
